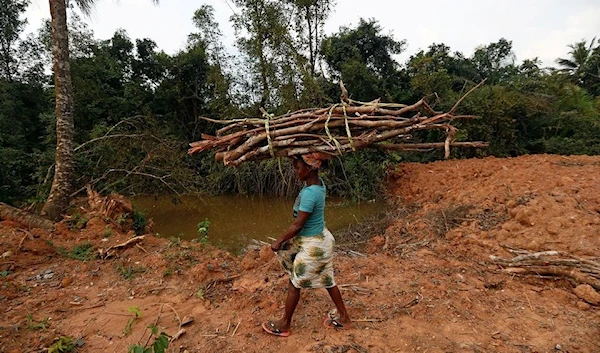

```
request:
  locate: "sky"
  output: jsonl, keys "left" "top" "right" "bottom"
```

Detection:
{"left": 24, "top": 0, "right": 600, "bottom": 68}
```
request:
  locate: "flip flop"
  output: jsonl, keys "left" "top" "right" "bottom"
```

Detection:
{"left": 262, "top": 321, "right": 291, "bottom": 337}
{"left": 323, "top": 317, "right": 346, "bottom": 330}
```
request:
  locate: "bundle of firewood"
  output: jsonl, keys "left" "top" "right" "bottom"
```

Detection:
{"left": 188, "top": 82, "right": 488, "bottom": 166}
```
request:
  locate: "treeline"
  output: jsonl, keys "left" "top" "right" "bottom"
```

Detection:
{"left": 1, "top": 0, "right": 599, "bottom": 203}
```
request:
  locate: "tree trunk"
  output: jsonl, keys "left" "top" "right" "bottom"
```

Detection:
{"left": 305, "top": 6, "right": 314, "bottom": 76}
{"left": 0, "top": 202, "right": 55, "bottom": 231}
{"left": 42, "top": 0, "right": 75, "bottom": 221}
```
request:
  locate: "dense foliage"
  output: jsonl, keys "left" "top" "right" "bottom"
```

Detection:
{"left": 1, "top": 1, "right": 599, "bottom": 203}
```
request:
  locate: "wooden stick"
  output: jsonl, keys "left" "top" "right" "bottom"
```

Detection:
{"left": 142, "top": 303, "right": 163, "bottom": 347}
{"left": 79, "top": 306, "right": 106, "bottom": 337}
{"left": 449, "top": 79, "right": 486, "bottom": 115}
{"left": 502, "top": 267, "right": 600, "bottom": 290}
{"left": 17, "top": 231, "right": 29, "bottom": 252}
{"left": 102, "top": 236, "right": 145, "bottom": 257}
{"left": 135, "top": 243, "right": 148, "bottom": 253}
{"left": 231, "top": 321, "right": 241, "bottom": 337}
{"left": 373, "top": 142, "right": 489, "bottom": 150}
{"left": 351, "top": 318, "right": 382, "bottom": 322}
{"left": 170, "top": 328, "right": 186, "bottom": 342}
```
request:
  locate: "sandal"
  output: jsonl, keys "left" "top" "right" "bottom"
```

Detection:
{"left": 323, "top": 317, "right": 347, "bottom": 330}
{"left": 262, "top": 321, "right": 291, "bottom": 337}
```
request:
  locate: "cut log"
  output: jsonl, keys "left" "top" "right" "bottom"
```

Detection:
{"left": 0, "top": 202, "right": 54, "bottom": 231}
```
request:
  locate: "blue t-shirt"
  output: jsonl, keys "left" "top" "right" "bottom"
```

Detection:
{"left": 293, "top": 178, "right": 326, "bottom": 236}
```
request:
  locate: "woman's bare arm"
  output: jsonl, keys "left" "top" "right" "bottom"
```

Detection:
{"left": 271, "top": 211, "right": 311, "bottom": 251}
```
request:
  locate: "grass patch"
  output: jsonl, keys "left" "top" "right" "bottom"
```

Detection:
{"left": 117, "top": 264, "right": 146, "bottom": 280}
{"left": 26, "top": 314, "right": 50, "bottom": 331}
{"left": 66, "top": 213, "right": 89, "bottom": 231}
{"left": 57, "top": 242, "right": 96, "bottom": 261}
{"left": 48, "top": 336, "right": 78, "bottom": 353}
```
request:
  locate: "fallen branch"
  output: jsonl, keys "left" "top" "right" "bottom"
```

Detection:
{"left": 490, "top": 249, "right": 600, "bottom": 290}
{"left": 205, "top": 274, "right": 242, "bottom": 290}
{"left": 502, "top": 267, "right": 600, "bottom": 291}
{"left": 351, "top": 318, "right": 383, "bottom": 323}
{"left": 101, "top": 236, "right": 145, "bottom": 258}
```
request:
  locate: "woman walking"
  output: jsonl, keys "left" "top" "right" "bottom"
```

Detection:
{"left": 262, "top": 153, "right": 352, "bottom": 337}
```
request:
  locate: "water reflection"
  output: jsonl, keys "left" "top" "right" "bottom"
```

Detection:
{"left": 132, "top": 195, "right": 387, "bottom": 254}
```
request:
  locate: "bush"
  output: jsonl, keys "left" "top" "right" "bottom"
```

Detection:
{"left": 132, "top": 209, "right": 147, "bottom": 235}
{"left": 195, "top": 219, "right": 210, "bottom": 244}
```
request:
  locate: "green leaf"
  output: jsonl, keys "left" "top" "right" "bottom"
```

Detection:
{"left": 128, "top": 345, "right": 144, "bottom": 353}
{"left": 128, "top": 306, "right": 142, "bottom": 318}
{"left": 153, "top": 333, "right": 170, "bottom": 353}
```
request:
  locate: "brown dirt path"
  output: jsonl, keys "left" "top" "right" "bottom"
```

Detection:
{"left": 1, "top": 154, "right": 599, "bottom": 352}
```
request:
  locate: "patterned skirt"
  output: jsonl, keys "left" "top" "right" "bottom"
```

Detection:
{"left": 276, "top": 228, "right": 336, "bottom": 289}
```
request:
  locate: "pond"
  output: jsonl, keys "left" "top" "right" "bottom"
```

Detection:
{"left": 132, "top": 195, "right": 387, "bottom": 254}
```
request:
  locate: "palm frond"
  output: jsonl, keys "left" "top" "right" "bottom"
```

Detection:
{"left": 72, "top": 0, "right": 97, "bottom": 16}
{"left": 73, "top": 0, "right": 159, "bottom": 17}
{"left": 556, "top": 58, "right": 577, "bottom": 69}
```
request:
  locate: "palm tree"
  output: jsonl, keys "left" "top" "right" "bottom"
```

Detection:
{"left": 556, "top": 38, "right": 598, "bottom": 84}
{"left": 42, "top": 0, "right": 158, "bottom": 221}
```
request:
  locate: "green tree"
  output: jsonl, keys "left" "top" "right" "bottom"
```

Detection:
{"left": 188, "top": 6, "right": 236, "bottom": 119}
{"left": 232, "top": 0, "right": 303, "bottom": 111}
{"left": 471, "top": 38, "right": 517, "bottom": 85}
{"left": 321, "top": 19, "right": 407, "bottom": 102}
{"left": 42, "top": 0, "right": 158, "bottom": 221}
{"left": 0, "top": 0, "right": 29, "bottom": 82}
{"left": 287, "top": 0, "right": 334, "bottom": 76}
{"left": 407, "top": 44, "right": 454, "bottom": 97}
{"left": 557, "top": 39, "right": 597, "bottom": 83}
{"left": 0, "top": 81, "right": 50, "bottom": 202}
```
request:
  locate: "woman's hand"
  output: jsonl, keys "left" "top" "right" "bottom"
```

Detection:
{"left": 271, "top": 212, "right": 310, "bottom": 252}
{"left": 271, "top": 239, "right": 283, "bottom": 252}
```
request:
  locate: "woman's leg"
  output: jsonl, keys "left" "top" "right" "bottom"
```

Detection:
{"left": 326, "top": 286, "right": 352, "bottom": 325}
{"left": 273, "top": 280, "right": 301, "bottom": 331}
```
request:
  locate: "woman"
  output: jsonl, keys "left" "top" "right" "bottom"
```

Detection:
{"left": 262, "top": 153, "right": 352, "bottom": 337}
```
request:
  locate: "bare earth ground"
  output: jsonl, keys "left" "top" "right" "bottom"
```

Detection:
{"left": 1, "top": 154, "right": 599, "bottom": 353}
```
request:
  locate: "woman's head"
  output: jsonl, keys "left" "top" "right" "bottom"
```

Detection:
{"left": 292, "top": 157, "right": 313, "bottom": 181}
{"left": 291, "top": 152, "right": 331, "bottom": 181}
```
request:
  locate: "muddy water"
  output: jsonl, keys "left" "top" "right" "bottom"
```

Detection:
{"left": 132, "top": 195, "right": 387, "bottom": 254}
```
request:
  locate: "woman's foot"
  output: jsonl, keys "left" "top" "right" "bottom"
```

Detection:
{"left": 323, "top": 316, "right": 353, "bottom": 330}
{"left": 262, "top": 319, "right": 291, "bottom": 337}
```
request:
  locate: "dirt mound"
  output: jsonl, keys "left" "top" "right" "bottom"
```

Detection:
{"left": 1, "top": 154, "right": 599, "bottom": 353}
